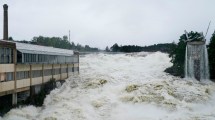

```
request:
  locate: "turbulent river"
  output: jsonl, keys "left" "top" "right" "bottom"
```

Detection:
{"left": 1, "top": 52, "right": 215, "bottom": 120}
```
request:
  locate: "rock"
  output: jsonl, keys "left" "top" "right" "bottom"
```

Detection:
{"left": 91, "top": 101, "right": 103, "bottom": 108}
{"left": 154, "top": 85, "right": 163, "bottom": 90}
{"left": 99, "top": 79, "right": 107, "bottom": 85}
{"left": 125, "top": 85, "right": 139, "bottom": 92}
{"left": 44, "top": 117, "right": 57, "bottom": 120}
{"left": 85, "top": 79, "right": 107, "bottom": 89}
{"left": 205, "top": 88, "right": 209, "bottom": 94}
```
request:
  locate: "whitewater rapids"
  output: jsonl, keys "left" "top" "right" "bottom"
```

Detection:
{"left": 1, "top": 52, "right": 215, "bottom": 120}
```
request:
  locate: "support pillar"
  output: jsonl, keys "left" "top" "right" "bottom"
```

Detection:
{"left": 12, "top": 93, "right": 17, "bottom": 105}
{"left": 60, "top": 64, "right": 62, "bottom": 80}
{"left": 30, "top": 86, "right": 35, "bottom": 98}
{"left": 42, "top": 64, "right": 44, "bottom": 84}
{"left": 67, "top": 64, "right": 69, "bottom": 78}
{"left": 52, "top": 64, "right": 54, "bottom": 80}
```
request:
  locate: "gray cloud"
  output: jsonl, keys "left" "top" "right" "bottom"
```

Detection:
{"left": 0, "top": 0, "right": 215, "bottom": 49}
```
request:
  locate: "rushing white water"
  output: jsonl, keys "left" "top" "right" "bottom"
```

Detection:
{"left": 185, "top": 44, "right": 210, "bottom": 80}
{"left": 1, "top": 52, "right": 215, "bottom": 120}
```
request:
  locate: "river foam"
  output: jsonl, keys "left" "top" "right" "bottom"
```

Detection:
{"left": 1, "top": 52, "right": 215, "bottom": 120}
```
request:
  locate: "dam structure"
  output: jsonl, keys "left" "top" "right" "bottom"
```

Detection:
{"left": 0, "top": 4, "right": 79, "bottom": 105}
{"left": 184, "top": 32, "right": 209, "bottom": 81}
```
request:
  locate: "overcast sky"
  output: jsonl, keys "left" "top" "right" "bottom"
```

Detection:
{"left": 0, "top": 0, "right": 215, "bottom": 49}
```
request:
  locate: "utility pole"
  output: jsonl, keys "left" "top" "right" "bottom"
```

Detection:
{"left": 69, "top": 30, "right": 71, "bottom": 42}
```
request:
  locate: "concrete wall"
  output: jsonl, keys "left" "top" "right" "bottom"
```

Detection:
{"left": 16, "top": 64, "right": 30, "bottom": 71}
{"left": 53, "top": 64, "right": 61, "bottom": 81}
{"left": 53, "top": 75, "right": 60, "bottom": 81}
{"left": 32, "top": 77, "right": 43, "bottom": 85}
{"left": 61, "top": 64, "right": 67, "bottom": 68}
{"left": 16, "top": 79, "right": 30, "bottom": 89}
{"left": 61, "top": 64, "right": 68, "bottom": 80}
{"left": 74, "top": 63, "right": 79, "bottom": 68}
{"left": 0, "top": 81, "right": 14, "bottom": 92}
{"left": 44, "top": 64, "right": 52, "bottom": 69}
{"left": 68, "top": 64, "right": 73, "bottom": 68}
{"left": 62, "top": 73, "right": 67, "bottom": 80}
{"left": 44, "top": 75, "right": 52, "bottom": 83}
{"left": 0, "top": 64, "right": 14, "bottom": 72}
{"left": 32, "top": 64, "right": 42, "bottom": 70}
{"left": 53, "top": 64, "right": 60, "bottom": 69}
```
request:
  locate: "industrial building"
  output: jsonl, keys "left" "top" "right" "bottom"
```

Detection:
{"left": 0, "top": 4, "right": 79, "bottom": 105}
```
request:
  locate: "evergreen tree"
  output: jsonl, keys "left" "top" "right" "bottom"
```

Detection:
{"left": 105, "top": 46, "right": 110, "bottom": 52}
{"left": 62, "top": 35, "right": 68, "bottom": 41}
{"left": 18, "top": 36, "right": 99, "bottom": 52}
{"left": 165, "top": 31, "right": 201, "bottom": 77}
{"left": 110, "top": 43, "right": 120, "bottom": 52}
{"left": 8, "top": 37, "right": 13, "bottom": 41}
{"left": 208, "top": 31, "right": 215, "bottom": 80}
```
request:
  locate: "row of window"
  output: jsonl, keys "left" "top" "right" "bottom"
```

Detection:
{"left": 16, "top": 68, "right": 71, "bottom": 80}
{"left": 24, "top": 54, "right": 37, "bottom": 63}
{"left": 0, "top": 47, "right": 13, "bottom": 64}
{"left": 17, "top": 71, "right": 29, "bottom": 80}
{"left": 0, "top": 47, "right": 79, "bottom": 64}
{"left": 32, "top": 70, "right": 42, "bottom": 78}
{"left": 0, "top": 72, "right": 14, "bottom": 82}
{"left": 74, "top": 67, "right": 79, "bottom": 72}
{"left": 68, "top": 67, "right": 74, "bottom": 72}
{"left": 0, "top": 67, "right": 79, "bottom": 82}
{"left": 44, "top": 69, "right": 52, "bottom": 76}
{"left": 68, "top": 67, "right": 79, "bottom": 72}
{"left": 61, "top": 68, "right": 67, "bottom": 73}
{"left": 21, "top": 53, "right": 78, "bottom": 64}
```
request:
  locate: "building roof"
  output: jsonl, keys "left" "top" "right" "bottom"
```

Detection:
{"left": 0, "top": 40, "right": 74, "bottom": 56}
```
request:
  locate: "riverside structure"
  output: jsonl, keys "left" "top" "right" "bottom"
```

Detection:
{"left": 184, "top": 31, "right": 209, "bottom": 81}
{"left": 0, "top": 4, "right": 79, "bottom": 105}
{"left": 0, "top": 40, "right": 79, "bottom": 105}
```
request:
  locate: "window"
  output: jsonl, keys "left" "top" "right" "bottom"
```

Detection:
{"left": 0, "top": 73, "right": 5, "bottom": 82}
{"left": 20, "top": 53, "right": 75, "bottom": 64}
{"left": 57, "top": 56, "right": 66, "bottom": 63}
{"left": 61, "top": 68, "right": 67, "bottom": 73}
{"left": 66, "top": 56, "right": 73, "bottom": 63}
{"left": 17, "top": 51, "right": 22, "bottom": 63}
{"left": 74, "top": 55, "right": 78, "bottom": 63}
{"left": 16, "top": 71, "right": 29, "bottom": 80}
{"left": 5, "top": 72, "right": 14, "bottom": 81}
{"left": 23, "top": 53, "right": 37, "bottom": 63}
{"left": 32, "top": 70, "right": 42, "bottom": 78}
{"left": 68, "top": 67, "right": 74, "bottom": 72}
{"left": 0, "top": 48, "right": 3, "bottom": 63}
{"left": 46, "top": 55, "right": 57, "bottom": 63}
{"left": 53, "top": 68, "right": 60, "bottom": 75}
{"left": 74, "top": 67, "right": 78, "bottom": 72}
{"left": 44, "top": 69, "right": 52, "bottom": 76}
{"left": 0, "top": 47, "right": 13, "bottom": 64}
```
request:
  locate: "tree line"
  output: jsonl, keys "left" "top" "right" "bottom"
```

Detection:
{"left": 107, "top": 31, "right": 215, "bottom": 81}
{"left": 106, "top": 43, "right": 176, "bottom": 53}
{"left": 16, "top": 36, "right": 99, "bottom": 52}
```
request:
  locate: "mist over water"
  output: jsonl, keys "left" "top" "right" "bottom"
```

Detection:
{"left": 1, "top": 52, "right": 215, "bottom": 120}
